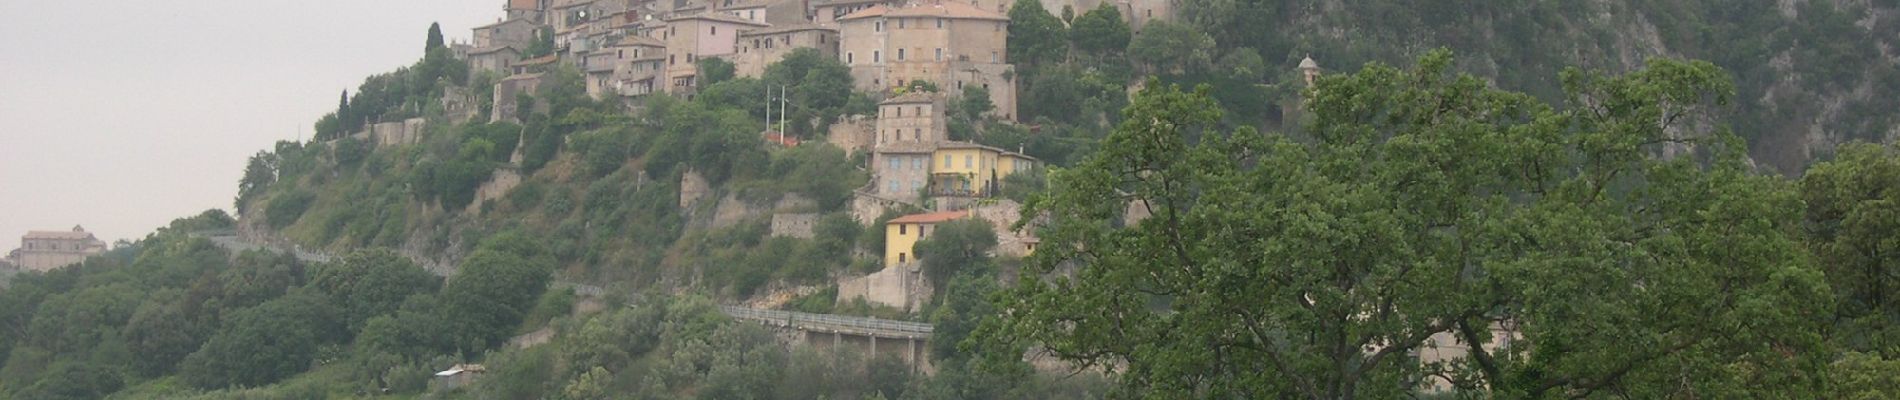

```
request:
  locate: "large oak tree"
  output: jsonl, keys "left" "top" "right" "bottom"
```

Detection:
{"left": 983, "top": 51, "right": 1831, "bottom": 398}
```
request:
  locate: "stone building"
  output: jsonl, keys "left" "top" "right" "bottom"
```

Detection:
{"left": 869, "top": 93, "right": 947, "bottom": 201}
{"left": 469, "top": 45, "right": 524, "bottom": 74}
{"left": 492, "top": 73, "right": 546, "bottom": 123}
{"left": 473, "top": 18, "right": 541, "bottom": 50}
{"left": 597, "top": 35, "right": 669, "bottom": 98}
{"left": 661, "top": 13, "right": 770, "bottom": 94}
{"left": 837, "top": 1, "right": 1017, "bottom": 120}
{"left": 714, "top": 0, "right": 809, "bottom": 25}
{"left": 733, "top": 24, "right": 841, "bottom": 77}
{"left": 811, "top": 0, "right": 902, "bottom": 25}
{"left": 15, "top": 226, "right": 107, "bottom": 272}
{"left": 506, "top": 0, "right": 552, "bottom": 23}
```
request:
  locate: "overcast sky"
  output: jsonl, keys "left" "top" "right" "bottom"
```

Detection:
{"left": 0, "top": 1, "right": 504, "bottom": 244}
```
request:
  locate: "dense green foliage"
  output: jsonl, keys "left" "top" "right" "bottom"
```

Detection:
{"left": 0, "top": 210, "right": 567, "bottom": 398}
{"left": 984, "top": 53, "right": 1857, "bottom": 398}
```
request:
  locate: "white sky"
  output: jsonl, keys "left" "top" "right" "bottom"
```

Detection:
{"left": 0, "top": 1, "right": 504, "bottom": 244}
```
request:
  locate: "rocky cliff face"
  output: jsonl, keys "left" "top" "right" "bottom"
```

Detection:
{"left": 1195, "top": 0, "right": 1898, "bottom": 172}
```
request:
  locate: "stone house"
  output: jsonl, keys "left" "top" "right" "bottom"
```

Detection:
{"left": 492, "top": 73, "right": 547, "bottom": 123}
{"left": 660, "top": 13, "right": 770, "bottom": 94}
{"left": 506, "top": 0, "right": 553, "bottom": 23}
{"left": 608, "top": 35, "right": 670, "bottom": 96}
{"left": 869, "top": 93, "right": 947, "bottom": 201}
{"left": 810, "top": 0, "right": 901, "bottom": 25}
{"left": 512, "top": 54, "right": 561, "bottom": 75}
{"left": 837, "top": 1, "right": 1017, "bottom": 120}
{"left": 469, "top": 45, "right": 524, "bottom": 74}
{"left": 15, "top": 226, "right": 107, "bottom": 272}
{"left": 473, "top": 18, "right": 540, "bottom": 50}
{"left": 714, "top": 0, "right": 810, "bottom": 25}
{"left": 732, "top": 24, "right": 840, "bottom": 77}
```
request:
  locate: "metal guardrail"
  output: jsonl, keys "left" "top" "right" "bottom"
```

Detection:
{"left": 720, "top": 305, "right": 933, "bottom": 336}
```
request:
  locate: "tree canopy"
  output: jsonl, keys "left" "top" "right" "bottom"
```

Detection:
{"left": 983, "top": 51, "right": 1832, "bottom": 398}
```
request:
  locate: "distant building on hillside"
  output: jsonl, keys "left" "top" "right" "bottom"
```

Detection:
{"left": 867, "top": 92, "right": 1038, "bottom": 203}
{"left": 838, "top": 0, "right": 1017, "bottom": 120}
{"left": 883, "top": 210, "right": 969, "bottom": 267}
{"left": 15, "top": 226, "right": 107, "bottom": 272}
{"left": 661, "top": 13, "right": 771, "bottom": 94}
{"left": 733, "top": 23, "right": 840, "bottom": 77}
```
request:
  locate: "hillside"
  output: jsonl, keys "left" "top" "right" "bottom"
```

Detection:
{"left": 5, "top": 0, "right": 1900, "bottom": 398}
{"left": 1133, "top": 0, "right": 1900, "bottom": 171}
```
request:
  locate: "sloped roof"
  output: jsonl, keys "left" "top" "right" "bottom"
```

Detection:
{"left": 888, "top": 210, "right": 969, "bottom": 224}
{"left": 475, "top": 17, "right": 537, "bottom": 30}
{"left": 880, "top": 91, "right": 939, "bottom": 104}
{"left": 611, "top": 34, "right": 666, "bottom": 47}
{"left": 24, "top": 230, "right": 96, "bottom": 240}
{"left": 470, "top": 45, "right": 521, "bottom": 55}
{"left": 517, "top": 54, "right": 560, "bottom": 66}
{"left": 739, "top": 23, "right": 837, "bottom": 36}
{"left": 666, "top": 12, "right": 771, "bottom": 26}
{"left": 840, "top": 1, "right": 1007, "bottom": 21}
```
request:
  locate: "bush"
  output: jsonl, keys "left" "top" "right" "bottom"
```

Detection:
{"left": 266, "top": 190, "right": 317, "bottom": 229}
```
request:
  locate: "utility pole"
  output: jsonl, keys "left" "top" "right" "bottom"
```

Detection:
{"left": 764, "top": 85, "right": 773, "bottom": 131}
{"left": 778, "top": 85, "right": 788, "bottom": 135}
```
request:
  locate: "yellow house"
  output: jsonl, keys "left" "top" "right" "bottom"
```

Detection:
{"left": 883, "top": 210, "right": 969, "bottom": 267}
{"left": 928, "top": 143, "right": 1036, "bottom": 197}
{"left": 998, "top": 150, "right": 1037, "bottom": 176}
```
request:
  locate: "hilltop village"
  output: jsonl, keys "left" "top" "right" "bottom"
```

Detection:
{"left": 463, "top": 0, "right": 1172, "bottom": 110}
{"left": 305, "top": 0, "right": 1219, "bottom": 311}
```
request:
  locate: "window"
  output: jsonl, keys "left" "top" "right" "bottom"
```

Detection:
{"left": 874, "top": 50, "right": 880, "bottom": 62}
{"left": 876, "top": 20, "right": 883, "bottom": 31}
{"left": 900, "top": 224, "right": 908, "bottom": 234}
{"left": 935, "top": 48, "right": 944, "bottom": 60}
{"left": 899, "top": 252, "right": 907, "bottom": 262}
{"left": 711, "top": 26, "right": 717, "bottom": 35}
{"left": 990, "top": 51, "right": 998, "bottom": 63}
{"left": 913, "top": 128, "right": 920, "bottom": 140}
{"left": 944, "top": 155, "right": 952, "bottom": 168}
{"left": 687, "top": 53, "right": 695, "bottom": 62}
{"left": 888, "top": 158, "right": 899, "bottom": 170}
{"left": 912, "top": 157, "right": 922, "bottom": 169}
{"left": 898, "top": 18, "right": 906, "bottom": 29}
{"left": 669, "top": 54, "right": 675, "bottom": 65}
{"left": 670, "top": 27, "right": 676, "bottom": 36}
{"left": 937, "top": 18, "right": 944, "bottom": 28}
{"left": 914, "top": 106, "right": 921, "bottom": 115}
{"left": 898, "top": 48, "right": 905, "bottom": 61}
{"left": 896, "top": 106, "right": 903, "bottom": 117}
{"left": 847, "top": 52, "right": 854, "bottom": 63}
{"left": 965, "top": 155, "right": 973, "bottom": 168}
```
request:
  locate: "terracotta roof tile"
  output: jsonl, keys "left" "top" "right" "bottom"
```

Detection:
{"left": 841, "top": 1, "right": 1007, "bottom": 21}
{"left": 666, "top": 12, "right": 771, "bottom": 26}
{"left": 887, "top": 210, "right": 969, "bottom": 224}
